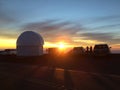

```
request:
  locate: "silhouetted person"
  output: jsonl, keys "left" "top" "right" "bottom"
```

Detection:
{"left": 86, "top": 46, "right": 89, "bottom": 53}
{"left": 90, "top": 46, "right": 92, "bottom": 53}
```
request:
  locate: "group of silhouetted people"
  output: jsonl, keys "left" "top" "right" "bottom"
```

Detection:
{"left": 86, "top": 46, "right": 93, "bottom": 53}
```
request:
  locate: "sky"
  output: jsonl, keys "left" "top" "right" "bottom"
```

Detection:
{"left": 0, "top": 0, "right": 120, "bottom": 53}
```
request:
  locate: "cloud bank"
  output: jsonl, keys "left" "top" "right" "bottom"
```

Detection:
{"left": 20, "top": 19, "right": 120, "bottom": 46}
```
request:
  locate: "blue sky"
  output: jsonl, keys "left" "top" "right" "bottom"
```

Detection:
{"left": 1, "top": 0, "right": 120, "bottom": 23}
{"left": 0, "top": 0, "right": 120, "bottom": 52}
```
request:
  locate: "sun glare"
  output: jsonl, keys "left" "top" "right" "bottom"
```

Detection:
{"left": 58, "top": 42, "right": 66, "bottom": 51}
{"left": 59, "top": 43, "right": 65, "bottom": 49}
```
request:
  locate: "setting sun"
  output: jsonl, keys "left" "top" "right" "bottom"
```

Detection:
{"left": 58, "top": 42, "right": 66, "bottom": 52}
{"left": 59, "top": 43, "right": 65, "bottom": 49}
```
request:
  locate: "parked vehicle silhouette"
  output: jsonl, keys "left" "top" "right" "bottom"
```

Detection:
{"left": 93, "top": 44, "right": 111, "bottom": 55}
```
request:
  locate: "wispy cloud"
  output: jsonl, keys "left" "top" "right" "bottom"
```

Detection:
{"left": 78, "top": 32, "right": 120, "bottom": 44}
{"left": 88, "top": 23, "right": 120, "bottom": 30}
{"left": 20, "top": 19, "right": 120, "bottom": 46}
{"left": 0, "top": 15, "right": 120, "bottom": 47}
{"left": 0, "top": 1, "right": 17, "bottom": 26}
{"left": 0, "top": 29, "right": 18, "bottom": 39}
{"left": 81, "top": 15, "right": 120, "bottom": 25}
{"left": 22, "top": 20, "right": 83, "bottom": 42}
{"left": 80, "top": 15, "right": 120, "bottom": 32}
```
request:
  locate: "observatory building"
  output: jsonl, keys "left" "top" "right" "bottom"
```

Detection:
{"left": 16, "top": 31, "right": 44, "bottom": 56}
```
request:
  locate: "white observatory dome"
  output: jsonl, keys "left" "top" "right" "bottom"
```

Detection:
{"left": 17, "top": 31, "right": 44, "bottom": 56}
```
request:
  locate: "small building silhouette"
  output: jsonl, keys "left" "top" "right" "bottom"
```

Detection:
{"left": 4, "top": 49, "right": 16, "bottom": 55}
{"left": 47, "top": 48, "right": 58, "bottom": 54}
